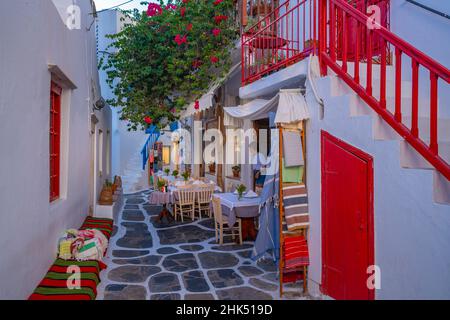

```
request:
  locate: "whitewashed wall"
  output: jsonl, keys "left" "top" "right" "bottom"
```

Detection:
{"left": 304, "top": 59, "right": 450, "bottom": 299}
{"left": 0, "top": 0, "right": 111, "bottom": 299}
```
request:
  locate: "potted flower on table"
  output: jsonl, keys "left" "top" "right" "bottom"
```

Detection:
{"left": 164, "top": 168, "right": 170, "bottom": 176}
{"left": 181, "top": 171, "right": 190, "bottom": 182}
{"left": 172, "top": 170, "right": 179, "bottom": 178}
{"left": 157, "top": 179, "right": 167, "bottom": 192}
{"left": 236, "top": 184, "right": 247, "bottom": 201}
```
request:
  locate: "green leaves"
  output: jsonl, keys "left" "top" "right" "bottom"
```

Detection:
{"left": 99, "top": 0, "right": 238, "bottom": 130}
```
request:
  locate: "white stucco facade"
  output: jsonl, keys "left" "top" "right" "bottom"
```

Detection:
{"left": 238, "top": 0, "right": 450, "bottom": 299}
{"left": 0, "top": 0, "right": 111, "bottom": 299}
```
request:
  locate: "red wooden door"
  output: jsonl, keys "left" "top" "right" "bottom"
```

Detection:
{"left": 321, "top": 131, "right": 374, "bottom": 300}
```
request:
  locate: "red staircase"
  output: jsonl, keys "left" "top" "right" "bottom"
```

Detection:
{"left": 318, "top": 0, "right": 450, "bottom": 180}
{"left": 241, "top": 0, "right": 450, "bottom": 181}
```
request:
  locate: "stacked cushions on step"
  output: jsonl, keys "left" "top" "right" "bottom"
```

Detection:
{"left": 80, "top": 216, "right": 114, "bottom": 240}
{"left": 29, "top": 216, "right": 113, "bottom": 300}
{"left": 29, "top": 259, "right": 106, "bottom": 300}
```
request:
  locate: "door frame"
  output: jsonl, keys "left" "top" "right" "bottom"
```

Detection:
{"left": 320, "top": 130, "right": 375, "bottom": 300}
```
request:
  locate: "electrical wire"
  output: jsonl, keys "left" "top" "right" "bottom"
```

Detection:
{"left": 95, "top": 0, "right": 135, "bottom": 14}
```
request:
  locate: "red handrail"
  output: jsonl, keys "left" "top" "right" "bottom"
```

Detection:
{"left": 319, "top": 0, "right": 450, "bottom": 180}
{"left": 242, "top": 0, "right": 317, "bottom": 85}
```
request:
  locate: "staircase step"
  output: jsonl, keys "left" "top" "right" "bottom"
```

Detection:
{"left": 434, "top": 171, "right": 450, "bottom": 204}
{"left": 400, "top": 140, "right": 450, "bottom": 169}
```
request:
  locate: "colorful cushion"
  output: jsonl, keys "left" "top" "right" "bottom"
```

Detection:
{"left": 28, "top": 259, "right": 105, "bottom": 300}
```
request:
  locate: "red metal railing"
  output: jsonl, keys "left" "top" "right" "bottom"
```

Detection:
{"left": 242, "top": 0, "right": 317, "bottom": 85}
{"left": 319, "top": 0, "right": 450, "bottom": 180}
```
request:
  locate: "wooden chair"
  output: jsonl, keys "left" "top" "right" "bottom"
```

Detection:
{"left": 211, "top": 197, "right": 242, "bottom": 245}
{"left": 173, "top": 186, "right": 195, "bottom": 222}
{"left": 195, "top": 186, "right": 214, "bottom": 219}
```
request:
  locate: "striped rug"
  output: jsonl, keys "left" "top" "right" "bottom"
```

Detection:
{"left": 28, "top": 259, "right": 105, "bottom": 300}
{"left": 283, "top": 235, "right": 310, "bottom": 269}
{"left": 282, "top": 183, "right": 309, "bottom": 232}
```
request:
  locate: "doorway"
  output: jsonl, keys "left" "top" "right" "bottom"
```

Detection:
{"left": 321, "top": 131, "right": 374, "bottom": 300}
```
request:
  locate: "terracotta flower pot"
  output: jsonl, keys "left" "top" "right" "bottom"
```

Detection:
{"left": 99, "top": 186, "right": 113, "bottom": 205}
{"left": 232, "top": 168, "right": 240, "bottom": 178}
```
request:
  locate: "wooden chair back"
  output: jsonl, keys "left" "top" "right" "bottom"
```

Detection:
{"left": 212, "top": 196, "right": 223, "bottom": 224}
{"left": 197, "top": 186, "right": 214, "bottom": 204}
{"left": 176, "top": 186, "right": 195, "bottom": 205}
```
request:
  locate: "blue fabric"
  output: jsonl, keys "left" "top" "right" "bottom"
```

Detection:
{"left": 251, "top": 173, "right": 280, "bottom": 262}
{"left": 169, "top": 121, "right": 179, "bottom": 132}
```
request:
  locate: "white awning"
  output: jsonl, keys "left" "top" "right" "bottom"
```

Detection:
{"left": 180, "top": 63, "right": 241, "bottom": 118}
{"left": 223, "top": 98, "right": 278, "bottom": 120}
{"left": 223, "top": 89, "right": 309, "bottom": 124}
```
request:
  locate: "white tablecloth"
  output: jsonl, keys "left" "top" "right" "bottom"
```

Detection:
{"left": 213, "top": 193, "right": 261, "bottom": 226}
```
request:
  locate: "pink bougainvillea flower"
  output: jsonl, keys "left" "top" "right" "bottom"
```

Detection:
{"left": 194, "top": 100, "right": 200, "bottom": 110}
{"left": 210, "top": 56, "right": 219, "bottom": 64}
{"left": 165, "top": 4, "right": 178, "bottom": 10}
{"left": 180, "top": 7, "right": 186, "bottom": 17}
{"left": 174, "top": 34, "right": 187, "bottom": 45}
{"left": 186, "top": 23, "right": 193, "bottom": 31}
{"left": 212, "top": 28, "right": 221, "bottom": 37}
{"left": 144, "top": 116, "right": 153, "bottom": 124}
{"left": 213, "top": 0, "right": 224, "bottom": 6}
{"left": 214, "top": 15, "right": 229, "bottom": 24}
{"left": 146, "top": 3, "right": 162, "bottom": 17}
{"left": 182, "top": 0, "right": 189, "bottom": 3}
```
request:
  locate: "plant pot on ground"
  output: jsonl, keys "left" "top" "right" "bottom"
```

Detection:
{"left": 208, "top": 163, "right": 216, "bottom": 174}
{"left": 232, "top": 165, "right": 241, "bottom": 178}
{"left": 99, "top": 181, "right": 113, "bottom": 205}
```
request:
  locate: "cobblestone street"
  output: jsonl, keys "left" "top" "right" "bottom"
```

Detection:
{"left": 97, "top": 191, "right": 307, "bottom": 300}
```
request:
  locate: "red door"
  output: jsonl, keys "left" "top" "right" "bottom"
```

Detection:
{"left": 321, "top": 131, "right": 374, "bottom": 300}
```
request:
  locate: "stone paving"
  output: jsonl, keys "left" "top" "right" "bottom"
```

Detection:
{"left": 97, "top": 190, "right": 308, "bottom": 300}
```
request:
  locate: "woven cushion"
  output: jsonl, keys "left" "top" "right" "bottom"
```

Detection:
{"left": 283, "top": 235, "right": 309, "bottom": 269}
{"left": 28, "top": 259, "right": 105, "bottom": 300}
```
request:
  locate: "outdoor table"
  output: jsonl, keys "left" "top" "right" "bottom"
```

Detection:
{"left": 148, "top": 191, "right": 174, "bottom": 222}
{"left": 212, "top": 193, "right": 261, "bottom": 241}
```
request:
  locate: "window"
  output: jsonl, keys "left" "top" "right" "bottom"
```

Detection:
{"left": 50, "top": 82, "right": 62, "bottom": 202}
{"left": 162, "top": 146, "right": 171, "bottom": 166}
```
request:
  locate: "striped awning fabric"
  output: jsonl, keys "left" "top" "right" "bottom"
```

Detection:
{"left": 282, "top": 183, "right": 310, "bottom": 231}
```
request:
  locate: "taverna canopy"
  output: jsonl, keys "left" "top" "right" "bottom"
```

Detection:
{"left": 223, "top": 89, "right": 310, "bottom": 124}
{"left": 180, "top": 63, "right": 241, "bottom": 118}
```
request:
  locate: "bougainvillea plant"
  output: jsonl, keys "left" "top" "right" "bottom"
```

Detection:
{"left": 99, "top": 0, "right": 238, "bottom": 131}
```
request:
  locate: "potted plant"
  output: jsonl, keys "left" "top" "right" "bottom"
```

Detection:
{"left": 164, "top": 168, "right": 170, "bottom": 176}
{"left": 157, "top": 179, "right": 166, "bottom": 192}
{"left": 99, "top": 180, "right": 113, "bottom": 205}
{"left": 232, "top": 165, "right": 241, "bottom": 178}
{"left": 208, "top": 162, "right": 216, "bottom": 173}
{"left": 236, "top": 184, "right": 247, "bottom": 201}
{"left": 181, "top": 171, "right": 190, "bottom": 182}
{"left": 172, "top": 170, "right": 179, "bottom": 178}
